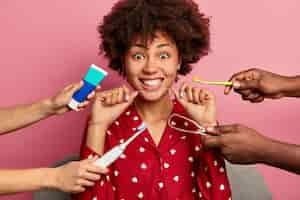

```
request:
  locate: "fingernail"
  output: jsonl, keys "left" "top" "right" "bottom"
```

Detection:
{"left": 233, "top": 81, "right": 240, "bottom": 88}
{"left": 180, "top": 92, "right": 184, "bottom": 98}
{"left": 95, "top": 175, "right": 101, "bottom": 180}
{"left": 125, "top": 95, "right": 129, "bottom": 101}
{"left": 206, "top": 127, "right": 214, "bottom": 132}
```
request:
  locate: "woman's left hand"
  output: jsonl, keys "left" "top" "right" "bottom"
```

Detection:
{"left": 174, "top": 82, "right": 217, "bottom": 127}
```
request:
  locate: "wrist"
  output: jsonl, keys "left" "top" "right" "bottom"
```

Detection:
{"left": 41, "top": 98, "right": 57, "bottom": 116}
{"left": 280, "top": 76, "right": 300, "bottom": 97}
{"left": 40, "top": 168, "right": 58, "bottom": 190}
{"left": 88, "top": 116, "right": 111, "bottom": 129}
{"left": 256, "top": 137, "right": 278, "bottom": 164}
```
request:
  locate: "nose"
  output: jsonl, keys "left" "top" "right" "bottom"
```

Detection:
{"left": 142, "top": 58, "right": 158, "bottom": 74}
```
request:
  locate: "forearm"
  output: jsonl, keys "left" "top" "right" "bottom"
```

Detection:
{"left": 0, "top": 98, "right": 54, "bottom": 135}
{"left": 281, "top": 75, "right": 300, "bottom": 97}
{"left": 0, "top": 168, "right": 57, "bottom": 194}
{"left": 86, "top": 123, "right": 108, "bottom": 155}
{"left": 259, "top": 139, "right": 300, "bottom": 174}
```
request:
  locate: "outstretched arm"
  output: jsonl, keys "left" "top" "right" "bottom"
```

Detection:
{"left": 0, "top": 81, "right": 94, "bottom": 135}
{"left": 203, "top": 124, "right": 300, "bottom": 175}
{"left": 0, "top": 157, "right": 107, "bottom": 195}
{"left": 225, "top": 68, "right": 300, "bottom": 102}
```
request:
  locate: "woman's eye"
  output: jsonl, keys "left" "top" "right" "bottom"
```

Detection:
{"left": 133, "top": 53, "right": 145, "bottom": 60}
{"left": 160, "top": 53, "right": 170, "bottom": 60}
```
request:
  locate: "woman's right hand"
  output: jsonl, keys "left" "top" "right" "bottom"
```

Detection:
{"left": 89, "top": 85, "right": 138, "bottom": 128}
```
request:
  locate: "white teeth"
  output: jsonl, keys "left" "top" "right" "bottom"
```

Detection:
{"left": 142, "top": 79, "right": 162, "bottom": 86}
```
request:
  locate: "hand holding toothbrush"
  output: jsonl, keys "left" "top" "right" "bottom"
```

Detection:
{"left": 224, "top": 68, "right": 292, "bottom": 102}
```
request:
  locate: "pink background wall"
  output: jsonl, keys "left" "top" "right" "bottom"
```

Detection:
{"left": 0, "top": 0, "right": 299, "bottom": 199}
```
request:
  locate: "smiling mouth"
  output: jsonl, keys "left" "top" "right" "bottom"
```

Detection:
{"left": 139, "top": 78, "right": 164, "bottom": 90}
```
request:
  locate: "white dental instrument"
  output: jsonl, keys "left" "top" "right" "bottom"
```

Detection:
{"left": 94, "top": 122, "right": 147, "bottom": 168}
{"left": 168, "top": 113, "right": 207, "bottom": 136}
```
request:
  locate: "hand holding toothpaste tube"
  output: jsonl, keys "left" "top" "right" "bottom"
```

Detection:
{"left": 45, "top": 81, "right": 96, "bottom": 115}
{"left": 46, "top": 64, "right": 106, "bottom": 115}
{"left": 68, "top": 64, "right": 108, "bottom": 111}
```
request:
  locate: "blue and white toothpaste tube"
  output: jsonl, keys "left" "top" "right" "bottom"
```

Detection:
{"left": 68, "top": 64, "right": 108, "bottom": 111}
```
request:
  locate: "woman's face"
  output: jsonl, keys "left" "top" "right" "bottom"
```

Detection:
{"left": 125, "top": 31, "right": 180, "bottom": 102}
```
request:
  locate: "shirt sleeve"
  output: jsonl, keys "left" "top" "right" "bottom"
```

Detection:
{"left": 196, "top": 150, "right": 232, "bottom": 200}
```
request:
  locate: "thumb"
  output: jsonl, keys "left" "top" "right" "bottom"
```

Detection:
{"left": 202, "top": 135, "right": 223, "bottom": 150}
{"left": 172, "top": 88, "right": 187, "bottom": 107}
{"left": 120, "top": 91, "right": 138, "bottom": 109}
{"left": 126, "top": 91, "right": 138, "bottom": 104}
{"left": 204, "top": 126, "right": 220, "bottom": 136}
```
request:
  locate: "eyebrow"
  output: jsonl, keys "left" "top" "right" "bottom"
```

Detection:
{"left": 131, "top": 43, "right": 171, "bottom": 49}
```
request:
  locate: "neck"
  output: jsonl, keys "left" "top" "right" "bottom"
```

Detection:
{"left": 134, "top": 93, "right": 173, "bottom": 123}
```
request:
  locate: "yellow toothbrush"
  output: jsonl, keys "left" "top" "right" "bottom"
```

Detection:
{"left": 192, "top": 76, "right": 233, "bottom": 86}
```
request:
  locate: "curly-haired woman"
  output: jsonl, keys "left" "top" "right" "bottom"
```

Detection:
{"left": 75, "top": 0, "right": 232, "bottom": 199}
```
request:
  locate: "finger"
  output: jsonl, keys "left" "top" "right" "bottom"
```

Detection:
{"left": 224, "top": 71, "right": 247, "bottom": 95}
{"left": 192, "top": 88, "right": 201, "bottom": 104}
{"left": 234, "top": 79, "right": 260, "bottom": 91}
{"left": 202, "top": 135, "right": 223, "bottom": 149}
{"left": 225, "top": 69, "right": 254, "bottom": 95}
{"left": 87, "top": 91, "right": 95, "bottom": 100}
{"left": 185, "top": 85, "right": 193, "bottom": 102}
{"left": 68, "top": 81, "right": 84, "bottom": 94}
{"left": 241, "top": 94, "right": 251, "bottom": 101}
{"left": 172, "top": 88, "right": 181, "bottom": 101}
{"left": 71, "top": 185, "right": 86, "bottom": 194}
{"left": 116, "top": 87, "right": 124, "bottom": 103}
{"left": 77, "top": 101, "right": 89, "bottom": 109}
{"left": 215, "top": 124, "right": 237, "bottom": 134}
{"left": 104, "top": 92, "right": 113, "bottom": 106}
{"left": 198, "top": 88, "right": 208, "bottom": 104}
{"left": 80, "top": 171, "right": 101, "bottom": 181}
{"left": 179, "top": 82, "right": 188, "bottom": 99}
{"left": 64, "top": 81, "right": 83, "bottom": 91}
{"left": 234, "top": 89, "right": 252, "bottom": 97}
{"left": 224, "top": 84, "right": 233, "bottom": 95}
{"left": 241, "top": 93, "right": 260, "bottom": 102}
{"left": 87, "top": 164, "right": 109, "bottom": 174}
{"left": 127, "top": 90, "right": 138, "bottom": 104}
{"left": 172, "top": 88, "right": 188, "bottom": 108}
{"left": 204, "top": 90, "right": 215, "bottom": 102}
{"left": 123, "top": 85, "right": 131, "bottom": 102}
{"left": 95, "top": 90, "right": 107, "bottom": 101}
{"left": 96, "top": 85, "right": 101, "bottom": 91}
{"left": 250, "top": 95, "right": 264, "bottom": 103}
{"left": 202, "top": 89, "right": 215, "bottom": 107}
{"left": 204, "top": 126, "right": 220, "bottom": 136}
{"left": 246, "top": 93, "right": 261, "bottom": 100}
{"left": 111, "top": 89, "right": 119, "bottom": 105}
{"left": 86, "top": 157, "right": 109, "bottom": 174}
{"left": 76, "top": 179, "right": 95, "bottom": 187}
